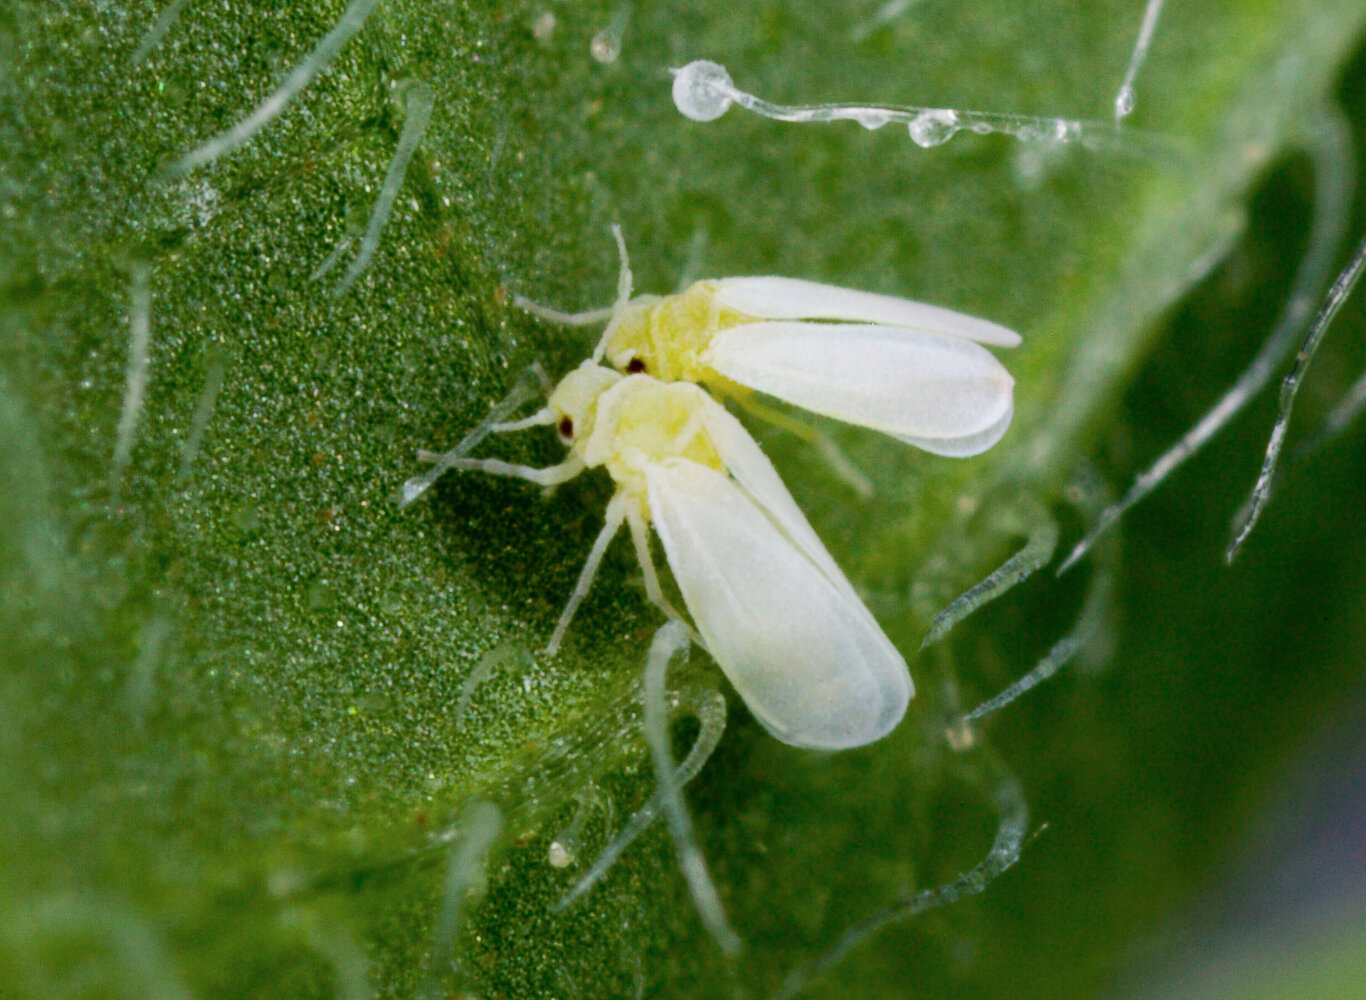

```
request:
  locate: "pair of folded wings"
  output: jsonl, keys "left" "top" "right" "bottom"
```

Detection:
{"left": 642, "top": 398, "right": 911, "bottom": 751}
{"left": 622, "top": 279, "right": 1016, "bottom": 747}
{"left": 703, "top": 276, "right": 1018, "bottom": 457}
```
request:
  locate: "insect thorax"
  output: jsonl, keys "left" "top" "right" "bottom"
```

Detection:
{"left": 602, "top": 282, "right": 754, "bottom": 382}
{"left": 590, "top": 377, "right": 726, "bottom": 489}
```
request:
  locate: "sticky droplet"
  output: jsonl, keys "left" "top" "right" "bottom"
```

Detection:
{"left": 548, "top": 840, "right": 575, "bottom": 868}
{"left": 590, "top": 31, "right": 620, "bottom": 63}
{"left": 667, "top": 59, "right": 1142, "bottom": 157}
{"left": 590, "top": 4, "right": 631, "bottom": 64}
{"left": 671, "top": 60, "right": 735, "bottom": 122}
{"left": 531, "top": 11, "right": 556, "bottom": 43}
{"left": 1113, "top": 0, "right": 1167, "bottom": 122}
{"left": 1114, "top": 84, "right": 1136, "bottom": 120}
{"left": 907, "top": 108, "right": 959, "bottom": 148}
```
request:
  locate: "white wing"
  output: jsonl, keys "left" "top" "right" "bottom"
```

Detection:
{"left": 713, "top": 277, "right": 1021, "bottom": 347}
{"left": 900, "top": 399, "right": 1014, "bottom": 457}
{"left": 645, "top": 458, "right": 910, "bottom": 751}
{"left": 696, "top": 399, "right": 862, "bottom": 601}
{"left": 705, "top": 321, "right": 1014, "bottom": 454}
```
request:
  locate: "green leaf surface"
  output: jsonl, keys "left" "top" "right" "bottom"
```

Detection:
{"left": 4, "top": 1, "right": 1366, "bottom": 997}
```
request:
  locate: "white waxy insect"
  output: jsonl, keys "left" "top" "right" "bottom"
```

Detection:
{"left": 423, "top": 362, "right": 912, "bottom": 750}
{"left": 518, "top": 229, "right": 1021, "bottom": 459}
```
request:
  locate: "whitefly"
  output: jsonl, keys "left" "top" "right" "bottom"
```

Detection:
{"left": 405, "top": 362, "right": 912, "bottom": 751}
{"left": 518, "top": 227, "right": 1021, "bottom": 458}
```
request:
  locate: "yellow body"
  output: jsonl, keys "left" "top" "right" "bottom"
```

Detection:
{"left": 599, "top": 282, "right": 753, "bottom": 386}
{"left": 548, "top": 364, "right": 725, "bottom": 518}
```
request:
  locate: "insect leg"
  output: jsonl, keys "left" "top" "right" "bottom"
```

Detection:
{"left": 512, "top": 225, "right": 634, "bottom": 338}
{"left": 427, "top": 455, "right": 585, "bottom": 488}
{"left": 609, "top": 223, "right": 635, "bottom": 309}
{"left": 546, "top": 493, "right": 628, "bottom": 655}
{"left": 625, "top": 503, "right": 698, "bottom": 642}
{"left": 529, "top": 360, "right": 555, "bottom": 397}
{"left": 590, "top": 223, "right": 638, "bottom": 363}
{"left": 489, "top": 408, "right": 556, "bottom": 433}
{"left": 400, "top": 373, "right": 546, "bottom": 506}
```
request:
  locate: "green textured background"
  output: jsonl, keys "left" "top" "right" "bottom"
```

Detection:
{"left": 4, "top": 1, "right": 1366, "bottom": 997}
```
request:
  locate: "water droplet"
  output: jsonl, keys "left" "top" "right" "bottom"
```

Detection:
{"left": 548, "top": 840, "right": 574, "bottom": 868}
{"left": 671, "top": 60, "right": 735, "bottom": 122}
{"left": 531, "top": 11, "right": 556, "bottom": 43}
{"left": 907, "top": 108, "right": 959, "bottom": 148}
{"left": 1051, "top": 118, "right": 1080, "bottom": 143}
{"left": 590, "top": 29, "right": 620, "bottom": 63}
{"left": 1115, "top": 84, "right": 1136, "bottom": 120}
{"left": 944, "top": 717, "right": 976, "bottom": 752}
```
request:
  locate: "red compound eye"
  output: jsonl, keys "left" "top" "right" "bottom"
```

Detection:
{"left": 625, "top": 357, "right": 646, "bottom": 374}
{"left": 558, "top": 416, "right": 574, "bottom": 440}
